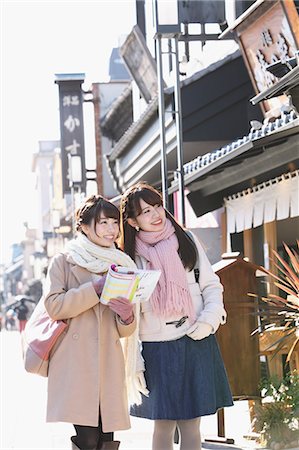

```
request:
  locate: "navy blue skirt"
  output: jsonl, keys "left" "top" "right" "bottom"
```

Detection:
{"left": 130, "top": 334, "right": 233, "bottom": 420}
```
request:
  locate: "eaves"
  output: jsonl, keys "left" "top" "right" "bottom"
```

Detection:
{"left": 107, "top": 49, "right": 241, "bottom": 163}
{"left": 169, "top": 111, "right": 299, "bottom": 194}
{"left": 107, "top": 96, "right": 161, "bottom": 162}
{"left": 101, "top": 83, "right": 132, "bottom": 130}
{"left": 165, "top": 49, "right": 241, "bottom": 94}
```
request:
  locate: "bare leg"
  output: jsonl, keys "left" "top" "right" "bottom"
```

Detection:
{"left": 177, "top": 418, "right": 201, "bottom": 450}
{"left": 152, "top": 419, "right": 177, "bottom": 450}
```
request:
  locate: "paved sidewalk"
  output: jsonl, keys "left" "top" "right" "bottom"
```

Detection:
{"left": 0, "top": 331, "right": 279, "bottom": 450}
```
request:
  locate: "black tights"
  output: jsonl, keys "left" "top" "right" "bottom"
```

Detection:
{"left": 73, "top": 416, "right": 113, "bottom": 450}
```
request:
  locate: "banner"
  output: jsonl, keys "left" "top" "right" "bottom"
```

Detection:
{"left": 55, "top": 74, "right": 86, "bottom": 194}
{"left": 225, "top": 170, "right": 299, "bottom": 233}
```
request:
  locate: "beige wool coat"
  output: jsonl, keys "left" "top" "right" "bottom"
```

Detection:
{"left": 43, "top": 252, "right": 136, "bottom": 431}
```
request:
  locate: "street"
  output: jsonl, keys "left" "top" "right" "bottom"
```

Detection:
{"left": 1, "top": 330, "right": 256, "bottom": 450}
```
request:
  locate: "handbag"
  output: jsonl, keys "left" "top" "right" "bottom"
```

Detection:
{"left": 22, "top": 301, "right": 68, "bottom": 377}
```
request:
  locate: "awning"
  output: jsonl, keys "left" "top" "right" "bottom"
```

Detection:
{"left": 225, "top": 170, "right": 299, "bottom": 234}
{"left": 105, "top": 51, "right": 255, "bottom": 193}
{"left": 174, "top": 113, "right": 299, "bottom": 217}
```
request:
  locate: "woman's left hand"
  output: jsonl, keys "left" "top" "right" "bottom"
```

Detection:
{"left": 187, "top": 321, "right": 212, "bottom": 340}
{"left": 107, "top": 297, "right": 134, "bottom": 324}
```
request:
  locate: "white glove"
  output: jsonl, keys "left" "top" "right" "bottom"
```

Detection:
{"left": 187, "top": 321, "right": 213, "bottom": 341}
{"left": 136, "top": 371, "right": 149, "bottom": 397}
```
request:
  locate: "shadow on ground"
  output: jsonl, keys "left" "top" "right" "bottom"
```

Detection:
{"left": 203, "top": 443, "right": 247, "bottom": 450}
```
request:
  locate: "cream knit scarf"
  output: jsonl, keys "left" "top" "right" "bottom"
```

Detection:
{"left": 65, "top": 233, "right": 142, "bottom": 405}
{"left": 65, "top": 233, "right": 136, "bottom": 273}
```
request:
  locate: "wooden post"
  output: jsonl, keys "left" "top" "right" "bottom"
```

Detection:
{"left": 221, "top": 210, "right": 228, "bottom": 254}
{"left": 205, "top": 408, "right": 234, "bottom": 444}
{"left": 243, "top": 229, "right": 254, "bottom": 262}
{"left": 217, "top": 409, "right": 225, "bottom": 437}
{"left": 263, "top": 221, "right": 278, "bottom": 295}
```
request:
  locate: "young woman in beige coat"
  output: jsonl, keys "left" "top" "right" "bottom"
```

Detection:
{"left": 43, "top": 195, "right": 138, "bottom": 450}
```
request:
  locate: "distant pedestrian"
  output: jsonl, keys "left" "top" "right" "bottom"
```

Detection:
{"left": 5, "top": 308, "right": 17, "bottom": 330}
{"left": 14, "top": 299, "right": 29, "bottom": 332}
{"left": 120, "top": 183, "right": 233, "bottom": 450}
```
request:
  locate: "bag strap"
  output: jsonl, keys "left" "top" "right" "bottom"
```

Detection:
{"left": 185, "top": 230, "right": 200, "bottom": 284}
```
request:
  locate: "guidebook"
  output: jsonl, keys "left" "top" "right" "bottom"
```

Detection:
{"left": 99, "top": 264, "right": 161, "bottom": 304}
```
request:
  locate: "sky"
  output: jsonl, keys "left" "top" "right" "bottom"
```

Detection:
{"left": 1, "top": 0, "right": 136, "bottom": 263}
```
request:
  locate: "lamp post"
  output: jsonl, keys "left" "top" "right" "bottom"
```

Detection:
{"left": 154, "top": 0, "right": 185, "bottom": 225}
{"left": 172, "top": 35, "right": 186, "bottom": 227}
{"left": 155, "top": 32, "right": 168, "bottom": 209}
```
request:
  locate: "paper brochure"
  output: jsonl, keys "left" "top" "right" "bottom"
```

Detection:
{"left": 100, "top": 264, "right": 161, "bottom": 304}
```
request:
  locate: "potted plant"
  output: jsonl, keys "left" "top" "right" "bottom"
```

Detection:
{"left": 250, "top": 242, "right": 299, "bottom": 448}
{"left": 252, "top": 372, "right": 299, "bottom": 449}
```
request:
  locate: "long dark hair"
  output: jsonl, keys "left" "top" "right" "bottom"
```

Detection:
{"left": 119, "top": 182, "right": 197, "bottom": 270}
{"left": 75, "top": 194, "right": 120, "bottom": 236}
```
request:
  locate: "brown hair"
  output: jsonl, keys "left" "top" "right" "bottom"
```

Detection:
{"left": 76, "top": 194, "right": 120, "bottom": 236}
{"left": 119, "top": 182, "right": 197, "bottom": 270}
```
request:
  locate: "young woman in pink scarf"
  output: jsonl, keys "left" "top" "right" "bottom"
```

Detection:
{"left": 120, "top": 183, "right": 233, "bottom": 450}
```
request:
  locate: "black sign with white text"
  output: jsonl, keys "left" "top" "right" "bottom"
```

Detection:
{"left": 55, "top": 75, "right": 86, "bottom": 194}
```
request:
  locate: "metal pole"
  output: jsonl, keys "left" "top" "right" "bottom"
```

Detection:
{"left": 156, "top": 34, "right": 169, "bottom": 209}
{"left": 173, "top": 35, "right": 186, "bottom": 226}
{"left": 68, "top": 153, "right": 76, "bottom": 237}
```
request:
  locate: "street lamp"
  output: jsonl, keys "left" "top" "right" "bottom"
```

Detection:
{"left": 154, "top": 0, "right": 186, "bottom": 225}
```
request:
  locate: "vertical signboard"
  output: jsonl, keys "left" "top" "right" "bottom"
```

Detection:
{"left": 55, "top": 74, "right": 86, "bottom": 194}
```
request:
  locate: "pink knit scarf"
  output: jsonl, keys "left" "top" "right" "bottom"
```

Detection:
{"left": 135, "top": 219, "right": 196, "bottom": 321}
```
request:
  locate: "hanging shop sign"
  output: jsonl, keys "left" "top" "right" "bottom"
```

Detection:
{"left": 55, "top": 74, "right": 86, "bottom": 194}
{"left": 224, "top": 0, "right": 299, "bottom": 115}
{"left": 120, "top": 25, "right": 161, "bottom": 103}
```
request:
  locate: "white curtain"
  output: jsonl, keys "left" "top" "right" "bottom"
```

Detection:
{"left": 225, "top": 171, "right": 299, "bottom": 234}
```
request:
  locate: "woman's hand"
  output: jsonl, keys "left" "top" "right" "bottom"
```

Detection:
{"left": 92, "top": 274, "right": 107, "bottom": 297}
{"left": 136, "top": 371, "right": 149, "bottom": 396}
{"left": 187, "top": 321, "right": 212, "bottom": 340}
{"left": 107, "top": 297, "right": 134, "bottom": 324}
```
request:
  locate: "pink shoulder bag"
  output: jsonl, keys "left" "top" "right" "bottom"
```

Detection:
{"left": 22, "top": 302, "right": 68, "bottom": 377}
